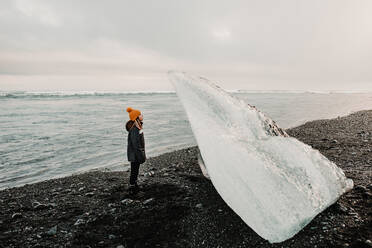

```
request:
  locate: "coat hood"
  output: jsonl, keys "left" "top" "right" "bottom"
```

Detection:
{"left": 126, "top": 120, "right": 144, "bottom": 132}
{"left": 126, "top": 120, "right": 135, "bottom": 132}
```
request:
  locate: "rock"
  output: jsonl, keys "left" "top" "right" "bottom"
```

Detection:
{"left": 78, "top": 187, "right": 85, "bottom": 191}
{"left": 143, "top": 198, "right": 154, "bottom": 205}
{"left": 355, "top": 185, "right": 367, "bottom": 192}
{"left": 121, "top": 199, "right": 134, "bottom": 205}
{"left": 367, "top": 184, "right": 372, "bottom": 191}
{"left": 47, "top": 203, "right": 57, "bottom": 208}
{"left": 85, "top": 192, "right": 94, "bottom": 197}
{"left": 335, "top": 202, "right": 348, "bottom": 213}
{"left": 365, "top": 240, "right": 372, "bottom": 247}
{"left": 46, "top": 225, "right": 57, "bottom": 236}
{"left": 74, "top": 219, "right": 85, "bottom": 226}
{"left": 144, "top": 171, "right": 155, "bottom": 177}
{"left": 11, "top": 212, "right": 22, "bottom": 219}
{"left": 196, "top": 203, "right": 203, "bottom": 209}
{"left": 32, "top": 201, "right": 48, "bottom": 210}
{"left": 117, "top": 245, "right": 125, "bottom": 248}
{"left": 24, "top": 226, "right": 33, "bottom": 231}
{"left": 109, "top": 234, "right": 116, "bottom": 239}
{"left": 363, "top": 191, "right": 372, "bottom": 199}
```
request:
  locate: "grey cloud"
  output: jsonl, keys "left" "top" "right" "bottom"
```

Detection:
{"left": 0, "top": 0, "right": 371, "bottom": 91}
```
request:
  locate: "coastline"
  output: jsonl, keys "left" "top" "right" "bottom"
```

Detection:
{"left": 0, "top": 110, "right": 371, "bottom": 247}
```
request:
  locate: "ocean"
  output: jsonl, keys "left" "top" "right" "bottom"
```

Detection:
{"left": 1, "top": 91, "right": 372, "bottom": 189}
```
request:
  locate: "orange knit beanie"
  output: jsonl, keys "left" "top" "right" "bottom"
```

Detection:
{"left": 126, "top": 107, "right": 141, "bottom": 121}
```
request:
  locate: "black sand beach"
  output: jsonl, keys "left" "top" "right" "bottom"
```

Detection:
{"left": 0, "top": 110, "right": 371, "bottom": 248}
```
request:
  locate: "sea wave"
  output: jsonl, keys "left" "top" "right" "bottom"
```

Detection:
{"left": 232, "top": 90, "right": 372, "bottom": 94}
{"left": 1, "top": 90, "right": 371, "bottom": 99}
{"left": 0, "top": 90, "right": 177, "bottom": 99}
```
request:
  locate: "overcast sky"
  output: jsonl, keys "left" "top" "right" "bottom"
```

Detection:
{"left": 0, "top": 0, "right": 371, "bottom": 91}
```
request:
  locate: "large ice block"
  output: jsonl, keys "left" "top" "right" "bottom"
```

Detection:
{"left": 168, "top": 71, "right": 353, "bottom": 243}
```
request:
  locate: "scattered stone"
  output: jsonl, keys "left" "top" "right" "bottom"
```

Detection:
{"left": 32, "top": 201, "right": 48, "bottom": 210}
{"left": 74, "top": 219, "right": 85, "bottom": 226}
{"left": 367, "top": 184, "right": 372, "bottom": 191}
{"left": 109, "top": 234, "right": 116, "bottom": 239}
{"left": 117, "top": 245, "right": 125, "bottom": 248}
{"left": 46, "top": 225, "right": 57, "bottom": 236}
{"left": 365, "top": 240, "right": 372, "bottom": 247}
{"left": 85, "top": 192, "right": 94, "bottom": 197}
{"left": 363, "top": 191, "right": 372, "bottom": 198}
{"left": 11, "top": 213, "right": 22, "bottom": 219}
{"left": 144, "top": 171, "right": 155, "bottom": 177}
{"left": 143, "top": 198, "right": 154, "bottom": 205}
{"left": 355, "top": 185, "right": 367, "bottom": 192}
{"left": 196, "top": 203, "right": 203, "bottom": 209}
{"left": 24, "top": 226, "right": 33, "bottom": 231}
{"left": 121, "top": 199, "right": 134, "bottom": 205}
{"left": 335, "top": 202, "right": 348, "bottom": 213}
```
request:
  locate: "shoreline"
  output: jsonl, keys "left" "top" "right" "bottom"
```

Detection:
{"left": 284, "top": 108, "right": 372, "bottom": 130}
{"left": 0, "top": 110, "right": 371, "bottom": 247}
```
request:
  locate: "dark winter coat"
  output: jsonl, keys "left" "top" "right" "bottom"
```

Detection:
{"left": 126, "top": 120, "right": 146, "bottom": 163}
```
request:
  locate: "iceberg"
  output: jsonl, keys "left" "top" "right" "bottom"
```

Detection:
{"left": 168, "top": 71, "right": 353, "bottom": 243}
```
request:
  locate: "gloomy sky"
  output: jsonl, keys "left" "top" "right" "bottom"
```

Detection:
{"left": 0, "top": 0, "right": 371, "bottom": 91}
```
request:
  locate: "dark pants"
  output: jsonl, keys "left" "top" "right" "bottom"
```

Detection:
{"left": 129, "top": 161, "right": 140, "bottom": 185}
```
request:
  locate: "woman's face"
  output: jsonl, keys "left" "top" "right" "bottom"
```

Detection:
{"left": 138, "top": 114, "right": 144, "bottom": 121}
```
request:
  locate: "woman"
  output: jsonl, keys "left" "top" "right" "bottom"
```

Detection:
{"left": 125, "top": 107, "right": 146, "bottom": 192}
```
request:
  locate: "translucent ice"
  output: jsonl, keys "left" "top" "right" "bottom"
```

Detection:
{"left": 168, "top": 72, "right": 353, "bottom": 243}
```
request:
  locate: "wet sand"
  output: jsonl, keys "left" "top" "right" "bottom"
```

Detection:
{"left": 0, "top": 110, "right": 371, "bottom": 248}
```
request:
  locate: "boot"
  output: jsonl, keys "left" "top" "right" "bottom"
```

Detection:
{"left": 128, "top": 182, "right": 140, "bottom": 193}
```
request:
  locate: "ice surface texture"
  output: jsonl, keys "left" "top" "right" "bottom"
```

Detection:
{"left": 168, "top": 72, "right": 353, "bottom": 243}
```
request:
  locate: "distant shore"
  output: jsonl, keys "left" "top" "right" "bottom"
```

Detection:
{"left": 0, "top": 110, "right": 371, "bottom": 248}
